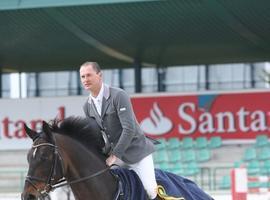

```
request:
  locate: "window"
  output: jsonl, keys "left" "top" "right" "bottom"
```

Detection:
{"left": 166, "top": 65, "right": 205, "bottom": 92}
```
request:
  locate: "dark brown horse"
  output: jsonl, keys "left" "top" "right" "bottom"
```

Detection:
{"left": 21, "top": 117, "right": 118, "bottom": 200}
{"left": 21, "top": 116, "right": 213, "bottom": 200}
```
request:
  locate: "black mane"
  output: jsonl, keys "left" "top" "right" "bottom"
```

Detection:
{"left": 50, "top": 116, "right": 104, "bottom": 151}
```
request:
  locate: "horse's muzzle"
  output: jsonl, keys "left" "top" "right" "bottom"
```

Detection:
{"left": 21, "top": 193, "right": 38, "bottom": 200}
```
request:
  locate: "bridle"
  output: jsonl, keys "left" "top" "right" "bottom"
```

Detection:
{"left": 24, "top": 142, "right": 64, "bottom": 198}
{"left": 24, "top": 141, "right": 111, "bottom": 199}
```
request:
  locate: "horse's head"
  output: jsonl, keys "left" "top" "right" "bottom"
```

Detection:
{"left": 21, "top": 121, "right": 64, "bottom": 200}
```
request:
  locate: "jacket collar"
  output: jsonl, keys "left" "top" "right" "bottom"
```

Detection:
{"left": 101, "top": 84, "right": 110, "bottom": 118}
{"left": 103, "top": 84, "right": 110, "bottom": 100}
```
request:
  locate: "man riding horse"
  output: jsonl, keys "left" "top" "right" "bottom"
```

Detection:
{"left": 21, "top": 61, "right": 213, "bottom": 200}
{"left": 80, "top": 61, "right": 178, "bottom": 200}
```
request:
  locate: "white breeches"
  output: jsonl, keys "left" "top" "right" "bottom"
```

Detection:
{"left": 115, "top": 154, "right": 157, "bottom": 199}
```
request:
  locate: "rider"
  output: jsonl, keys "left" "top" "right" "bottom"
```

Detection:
{"left": 80, "top": 61, "right": 159, "bottom": 199}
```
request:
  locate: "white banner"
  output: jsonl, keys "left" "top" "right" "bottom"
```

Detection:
{"left": 0, "top": 96, "right": 86, "bottom": 150}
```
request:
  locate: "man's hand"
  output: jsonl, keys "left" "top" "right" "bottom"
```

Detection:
{"left": 106, "top": 154, "right": 117, "bottom": 166}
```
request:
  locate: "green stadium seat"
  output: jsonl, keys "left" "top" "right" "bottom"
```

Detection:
{"left": 183, "top": 162, "right": 200, "bottom": 176}
{"left": 255, "top": 135, "right": 268, "bottom": 147}
{"left": 167, "top": 137, "right": 181, "bottom": 150}
{"left": 182, "top": 150, "right": 196, "bottom": 163}
{"left": 208, "top": 136, "right": 222, "bottom": 148}
{"left": 182, "top": 137, "right": 194, "bottom": 149}
{"left": 195, "top": 137, "right": 208, "bottom": 149}
{"left": 257, "top": 147, "right": 270, "bottom": 160}
{"left": 233, "top": 160, "right": 245, "bottom": 168}
{"left": 155, "top": 138, "right": 167, "bottom": 151}
{"left": 196, "top": 149, "right": 211, "bottom": 162}
{"left": 168, "top": 149, "right": 182, "bottom": 163}
{"left": 153, "top": 149, "right": 168, "bottom": 163}
{"left": 247, "top": 160, "right": 260, "bottom": 175}
{"left": 259, "top": 181, "right": 269, "bottom": 188}
{"left": 170, "top": 163, "right": 184, "bottom": 176}
{"left": 158, "top": 162, "right": 171, "bottom": 171}
{"left": 260, "top": 160, "right": 270, "bottom": 175}
{"left": 243, "top": 147, "right": 257, "bottom": 161}
{"left": 219, "top": 175, "right": 231, "bottom": 189}
{"left": 248, "top": 181, "right": 260, "bottom": 189}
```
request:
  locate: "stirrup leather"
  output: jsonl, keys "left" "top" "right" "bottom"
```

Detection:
{"left": 156, "top": 185, "right": 185, "bottom": 200}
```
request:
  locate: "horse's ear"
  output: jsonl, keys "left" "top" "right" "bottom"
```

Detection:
{"left": 42, "top": 121, "right": 51, "bottom": 133}
{"left": 42, "top": 121, "right": 54, "bottom": 143}
{"left": 24, "top": 123, "right": 37, "bottom": 140}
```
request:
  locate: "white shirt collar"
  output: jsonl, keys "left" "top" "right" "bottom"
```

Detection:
{"left": 90, "top": 83, "right": 104, "bottom": 102}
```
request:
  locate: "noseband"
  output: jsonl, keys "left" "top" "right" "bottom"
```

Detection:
{"left": 25, "top": 141, "right": 111, "bottom": 198}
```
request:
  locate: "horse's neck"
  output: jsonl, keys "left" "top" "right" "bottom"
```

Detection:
{"left": 56, "top": 134, "right": 118, "bottom": 200}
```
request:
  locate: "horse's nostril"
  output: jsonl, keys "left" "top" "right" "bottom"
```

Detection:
{"left": 22, "top": 194, "right": 37, "bottom": 200}
{"left": 29, "top": 194, "right": 37, "bottom": 200}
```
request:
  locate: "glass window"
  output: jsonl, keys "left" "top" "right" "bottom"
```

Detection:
{"left": 122, "top": 68, "right": 135, "bottom": 94}
{"left": 38, "top": 71, "right": 78, "bottom": 97}
{"left": 209, "top": 63, "right": 251, "bottom": 90}
{"left": 142, "top": 68, "right": 157, "bottom": 93}
{"left": 165, "top": 65, "right": 205, "bottom": 92}
{"left": 1, "top": 62, "right": 270, "bottom": 99}
{"left": 254, "top": 62, "right": 269, "bottom": 88}
{"left": 25, "top": 73, "right": 37, "bottom": 97}
{"left": 103, "top": 69, "right": 120, "bottom": 88}
{"left": 2, "top": 73, "right": 11, "bottom": 98}
{"left": 10, "top": 73, "right": 20, "bottom": 98}
{"left": 263, "top": 62, "right": 270, "bottom": 88}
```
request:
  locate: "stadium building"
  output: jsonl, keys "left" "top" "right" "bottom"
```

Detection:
{"left": 0, "top": 0, "right": 270, "bottom": 199}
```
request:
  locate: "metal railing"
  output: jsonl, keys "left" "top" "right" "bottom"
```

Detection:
{"left": 0, "top": 169, "right": 27, "bottom": 193}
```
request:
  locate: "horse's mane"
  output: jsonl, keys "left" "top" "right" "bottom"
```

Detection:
{"left": 50, "top": 116, "right": 105, "bottom": 152}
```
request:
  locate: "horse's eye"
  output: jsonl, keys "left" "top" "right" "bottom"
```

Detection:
{"left": 40, "top": 155, "right": 50, "bottom": 161}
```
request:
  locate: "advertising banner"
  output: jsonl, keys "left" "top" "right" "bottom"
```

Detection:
{"left": 0, "top": 96, "right": 85, "bottom": 150}
{"left": 1, "top": 90, "right": 270, "bottom": 150}
{"left": 132, "top": 90, "right": 270, "bottom": 140}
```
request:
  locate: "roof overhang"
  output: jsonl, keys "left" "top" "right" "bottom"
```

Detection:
{"left": 0, "top": 0, "right": 270, "bottom": 72}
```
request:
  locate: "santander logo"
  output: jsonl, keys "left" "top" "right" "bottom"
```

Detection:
{"left": 140, "top": 102, "right": 173, "bottom": 135}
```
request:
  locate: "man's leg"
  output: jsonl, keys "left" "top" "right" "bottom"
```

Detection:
{"left": 129, "top": 154, "right": 158, "bottom": 199}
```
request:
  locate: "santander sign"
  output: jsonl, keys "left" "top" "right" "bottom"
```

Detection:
{"left": 178, "top": 102, "right": 269, "bottom": 135}
{"left": 1, "top": 107, "right": 65, "bottom": 139}
{"left": 132, "top": 90, "right": 270, "bottom": 139}
{"left": 0, "top": 96, "right": 85, "bottom": 150}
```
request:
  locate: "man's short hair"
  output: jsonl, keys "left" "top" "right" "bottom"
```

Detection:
{"left": 80, "top": 62, "right": 101, "bottom": 73}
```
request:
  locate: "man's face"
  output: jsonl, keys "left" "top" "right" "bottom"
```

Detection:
{"left": 80, "top": 65, "right": 102, "bottom": 92}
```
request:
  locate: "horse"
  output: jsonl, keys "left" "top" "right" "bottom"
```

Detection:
{"left": 21, "top": 116, "right": 213, "bottom": 200}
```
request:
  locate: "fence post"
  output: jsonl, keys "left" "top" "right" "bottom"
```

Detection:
{"left": 231, "top": 168, "right": 247, "bottom": 200}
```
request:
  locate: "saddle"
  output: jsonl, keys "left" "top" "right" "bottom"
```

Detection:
{"left": 111, "top": 169, "right": 185, "bottom": 200}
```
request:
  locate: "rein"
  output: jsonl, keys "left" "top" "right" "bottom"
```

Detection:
{"left": 52, "top": 166, "right": 110, "bottom": 189}
{"left": 26, "top": 142, "right": 111, "bottom": 198}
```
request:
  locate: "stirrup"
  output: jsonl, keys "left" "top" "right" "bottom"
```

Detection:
{"left": 156, "top": 185, "right": 185, "bottom": 200}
